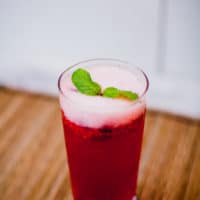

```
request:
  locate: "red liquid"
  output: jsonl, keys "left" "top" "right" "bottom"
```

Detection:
{"left": 62, "top": 111, "right": 145, "bottom": 200}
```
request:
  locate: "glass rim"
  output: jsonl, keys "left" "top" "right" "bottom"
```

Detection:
{"left": 58, "top": 58, "right": 149, "bottom": 104}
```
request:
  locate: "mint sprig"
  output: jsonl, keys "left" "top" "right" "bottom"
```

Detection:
{"left": 71, "top": 68, "right": 139, "bottom": 101}
{"left": 102, "top": 87, "right": 120, "bottom": 98}
{"left": 103, "top": 87, "right": 138, "bottom": 100}
{"left": 72, "top": 68, "right": 101, "bottom": 96}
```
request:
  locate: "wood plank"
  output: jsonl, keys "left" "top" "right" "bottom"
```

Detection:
{"left": 184, "top": 125, "right": 200, "bottom": 199}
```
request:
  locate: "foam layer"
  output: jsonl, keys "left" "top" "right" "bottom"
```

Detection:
{"left": 59, "top": 65, "right": 146, "bottom": 128}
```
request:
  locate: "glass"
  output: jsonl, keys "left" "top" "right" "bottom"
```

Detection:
{"left": 58, "top": 59, "right": 149, "bottom": 200}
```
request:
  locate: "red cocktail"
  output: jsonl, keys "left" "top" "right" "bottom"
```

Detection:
{"left": 58, "top": 59, "right": 149, "bottom": 200}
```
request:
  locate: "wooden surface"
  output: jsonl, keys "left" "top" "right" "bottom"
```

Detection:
{"left": 0, "top": 88, "right": 199, "bottom": 200}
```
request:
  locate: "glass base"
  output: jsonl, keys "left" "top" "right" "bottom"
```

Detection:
{"left": 132, "top": 196, "right": 137, "bottom": 200}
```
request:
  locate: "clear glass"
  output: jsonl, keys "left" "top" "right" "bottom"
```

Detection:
{"left": 58, "top": 58, "right": 149, "bottom": 200}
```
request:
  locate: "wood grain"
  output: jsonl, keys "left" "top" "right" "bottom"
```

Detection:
{"left": 0, "top": 88, "right": 199, "bottom": 200}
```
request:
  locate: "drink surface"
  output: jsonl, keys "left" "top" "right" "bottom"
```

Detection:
{"left": 59, "top": 65, "right": 146, "bottom": 128}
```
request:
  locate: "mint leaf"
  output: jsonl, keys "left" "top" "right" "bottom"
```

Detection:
{"left": 103, "top": 87, "right": 120, "bottom": 98}
{"left": 119, "top": 90, "right": 139, "bottom": 100}
{"left": 103, "top": 87, "right": 139, "bottom": 101}
{"left": 72, "top": 68, "right": 101, "bottom": 96}
{"left": 72, "top": 68, "right": 92, "bottom": 84}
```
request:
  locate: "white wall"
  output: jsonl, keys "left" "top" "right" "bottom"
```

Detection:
{"left": 165, "top": 0, "right": 200, "bottom": 80}
{"left": 0, "top": 0, "right": 199, "bottom": 118}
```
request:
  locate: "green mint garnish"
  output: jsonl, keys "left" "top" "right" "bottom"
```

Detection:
{"left": 102, "top": 87, "right": 120, "bottom": 98}
{"left": 71, "top": 68, "right": 139, "bottom": 101}
{"left": 103, "top": 87, "right": 138, "bottom": 101}
{"left": 72, "top": 68, "right": 101, "bottom": 96}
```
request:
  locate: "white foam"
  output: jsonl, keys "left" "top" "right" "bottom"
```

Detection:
{"left": 59, "top": 65, "right": 146, "bottom": 128}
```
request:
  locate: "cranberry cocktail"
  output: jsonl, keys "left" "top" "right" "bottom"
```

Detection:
{"left": 58, "top": 59, "right": 149, "bottom": 200}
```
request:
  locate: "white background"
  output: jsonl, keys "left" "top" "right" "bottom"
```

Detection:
{"left": 0, "top": 0, "right": 199, "bottom": 118}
